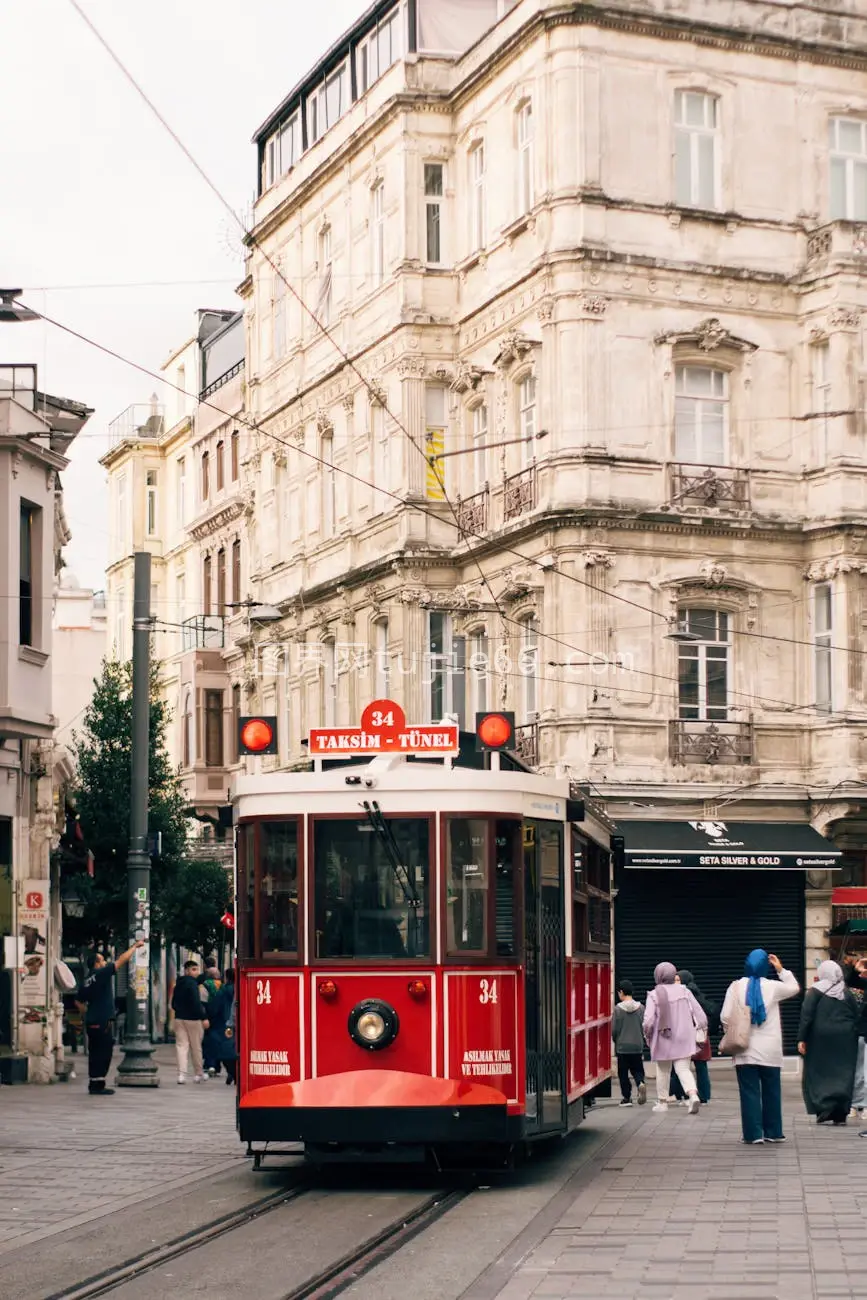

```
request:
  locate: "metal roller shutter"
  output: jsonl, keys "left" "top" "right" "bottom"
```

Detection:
{"left": 614, "top": 869, "right": 805, "bottom": 1055}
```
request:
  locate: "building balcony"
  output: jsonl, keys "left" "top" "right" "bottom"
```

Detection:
{"left": 669, "top": 463, "right": 750, "bottom": 512}
{"left": 108, "top": 400, "right": 165, "bottom": 450}
{"left": 455, "top": 488, "right": 488, "bottom": 536}
{"left": 514, "top": 720, "right": 539, "bottom": 768}
{"left": 179, "top": 616, "right": 224, "bottom": 652}
{"left": 669, "top": 719, "right": 754, "bottom": 766}
{"left": 805, "top": 220, "right": 867, "bottom": 268}
{"left": 503, "top": 466, "right": 536, "bottom": 522}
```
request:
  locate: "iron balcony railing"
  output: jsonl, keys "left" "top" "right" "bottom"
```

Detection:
{"left": 669, "top": 718, "right": 754, "bottom": 765}
{"left": 455, "top": 488, "right": 488, "bottom": 537}
{"left": 200, "top": 358, "right": 245, "bottom": 400}
{"left": 514, "top": 720, "right": 539, "bottom": 768}
{"left": 503, "top": 465, "right": 536, "bottom": 521}
{"left": 180, "top": 615, "right": 224, "bottom": 651}
{"left": 108, "top": 401, "right": 165, "bottom": 449}
{"left": 669, "top": 463, "right": 750, "bottom": 511}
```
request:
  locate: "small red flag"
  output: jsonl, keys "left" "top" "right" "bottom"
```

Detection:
{"left": 220, "top": 911, "right": 235, "bottom": 929}
{"left": 86, "top": 850, "right": 95, "bottom": 878}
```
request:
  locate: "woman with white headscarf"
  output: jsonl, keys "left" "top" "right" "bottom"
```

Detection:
{"left": 798, "top": 960, "right": 860, "bottom": 1125}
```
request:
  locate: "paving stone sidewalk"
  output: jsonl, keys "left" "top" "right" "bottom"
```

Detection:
{"left": 0, "top": 1044, "right": 244, "bottom": 1253}
{"left": 494, "top": 1070, "right": 866, "bottom": 1300}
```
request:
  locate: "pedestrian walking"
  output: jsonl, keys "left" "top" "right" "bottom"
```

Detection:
{"left": 204, "top": 968, "right": 237, "bottom": 1084}
{"left": 669, "top": 970, "right": 716, "bottom": 1105}
{"left": 172, "top": 959, "right": 209, "bottom": 1084}
{"left": 612, "top": 979, "right": 647, "bottom": 1106}
{"left": 76, "top": 940, "right": 144, "bottom": 1096}
{"left": 721, "top": 949, "right": 799, "bottom": 1145}
{"left": 642, "top": 961, "right": 707, "bottom": 1115}
{"left": 219, "top": 969, "right": 238, "bottom": 1086}
{"left": 199, "top": 961, "right": 222, "bottom": 1076}
{"left": 843, "top": 955, "right": 867, "bottom": 1120}
{"left": 798, "top": 959, "right": 860, "bottom": 1126}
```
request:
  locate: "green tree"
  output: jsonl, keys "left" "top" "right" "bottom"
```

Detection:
{"left": 160, "top": 859, "right": 231, "bottom": 960}
{"left": 71, "top": 658, "right": 190, "bottom": 943}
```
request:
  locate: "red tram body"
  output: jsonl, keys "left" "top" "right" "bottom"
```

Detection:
{"left": 234, "top": 717, "right": 613, "bottom": 1165}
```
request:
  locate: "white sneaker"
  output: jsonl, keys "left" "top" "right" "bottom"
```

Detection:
{"left": 652, "top": 1102, "right": 668, "bottom": 1113}
{"left": 687, "top": 1096, "right": 700, "bottom": 1115}
{"left": 194, "top": 1074, "right": 207, "bottom": 1083}
{"left": 637, "top": 1082, "right": 647, "bottom": 1105}
{"left": 177, "top": 1075, "right": 186, "bottom": 1085}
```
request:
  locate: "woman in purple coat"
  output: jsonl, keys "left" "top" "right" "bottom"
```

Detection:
{"left": 643, "top": 961, "right": 708, "bottom": 1115}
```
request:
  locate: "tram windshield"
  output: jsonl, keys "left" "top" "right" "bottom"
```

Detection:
{"left": 314, "top": 816, "right": 430, "bottom": 959}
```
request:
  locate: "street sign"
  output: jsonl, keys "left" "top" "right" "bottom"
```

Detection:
{"left": 308, "top": 699, "right": 459, "bottom": 758}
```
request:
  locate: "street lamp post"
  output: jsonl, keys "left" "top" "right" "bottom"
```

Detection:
{"left": 116, "top": 552, "right": 159, "bottom": 1086}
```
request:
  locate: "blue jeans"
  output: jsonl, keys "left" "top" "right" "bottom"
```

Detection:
{"left": 736, "top": 1064, "right": 783, "bottom": 1142}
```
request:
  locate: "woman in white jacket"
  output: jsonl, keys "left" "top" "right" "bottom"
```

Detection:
{"left": 721, "top": 949, "right": 799, "bottom": 1145}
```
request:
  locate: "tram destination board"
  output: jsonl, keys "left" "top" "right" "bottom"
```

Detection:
{"left": 309, "top": 699, "right": 459, "bottom": 757}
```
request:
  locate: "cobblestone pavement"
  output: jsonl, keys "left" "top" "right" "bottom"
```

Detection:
{"left": 485, "top": 1070, "right": 866, "bottom": 1300}
{"left": 0, "top": 1044, "right": 247, "bottom": 1254}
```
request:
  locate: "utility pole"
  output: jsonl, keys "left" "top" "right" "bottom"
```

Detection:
{"left": 117, "top": 552, "right": 159, "bottom": 1087}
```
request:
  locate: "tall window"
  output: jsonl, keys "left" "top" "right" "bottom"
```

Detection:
{"left": 19, "top": 503, "right": 37, "bottom": 647}
{"left": 216, "top": 548, "right": 227, "bottom": 617}
{"left": 830, "top": 118, "right": 867, "bottom": 221}
{"left": 814, "top": 584, "right": 833, "bottom": 714}
{"left": 424, "top": 163, "right": 443, "bottom": 264}
{"left": 428, "top": 611, "right": 465, "bottom": 726}
{"left": 317, "top": 226, "right": 333, "bottom": 325}
{"left": 372, "top": 403, "right": 390, "bottom": 510}
{"left": 675, "top": 366, "right": 728, "bottom": 465}
{"left": 176, "top": 571, "right": 186, "bottom": 626}
{"left": 519, "top": 615, "right": 538, "bottom": 720}
{"left": 372, "top": 183, "right": 385, "bottom": 287}
{"left": 264, "top": 112, "right": 301, "bottom": 188}
{"left": 176, "top": 457, "right": 186, "bottom": 525}
{"left": 322, "top": 640, "right": 337, "bottom": 726}
{"left": 182, "top": 690, "right": 193, "bottom": 767}
{"left": 813, "top": 342, "right": 832, "bottom": 461}
{"left": 216, "top": 440, "right": 225, "bottom": 491}
{"left": 232, "top": 538, "right": 241, "bottom": 603}
{"left": 146, "top": 470, "right": 158, "bottom": 537}
{"left": 231, "top": 429, "right": 240, "bottom": 481}
{"left": 677, "top": 609, "right": 729, "bottom": 722}
{"left": 309, "top": 61, "right": 349, "bottom": 142}
{"left": 321, "top": 433, "right": 335, "bottom": 535}
{"left": 517, "top": 101, "right": 534, "bottom": 214}
{"left": 472, "top": 403, "right": 488, "bottom": 485}
{"left": 272, "top": 273, "right": 287, "bottom": 359}
{"left": 519, "top": 375, "right": 536, "bottom": 465}
{"left": 201, "top": 450, "right": 210, "bottom": 502}
{"left": 204, "top": 690, "right": 224, "bottom": 767}
{"left": 674, "top": 90, "right": 719, "bottom": 209}
{"left": 468, "top": 630, "right": 489, "bottom": 718}
{"left": 202, "top": 554, "right": 212, "bottom": 617}
{"left": 375, "top": 620, "right": 389, "bottom": 698}
{"left": 359, "top": 6, "right": 404, "bottom": 92}
{"left": 469, "top": 142, "right": 486, "bottom": 252}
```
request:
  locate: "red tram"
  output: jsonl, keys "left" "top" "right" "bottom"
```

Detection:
{"left": 234, "top": 704, "right": 614, "bottom": 1166}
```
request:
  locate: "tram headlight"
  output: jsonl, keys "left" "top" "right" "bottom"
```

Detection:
{"left": 348, "top": 998, "right": 399, "bottom": 1052}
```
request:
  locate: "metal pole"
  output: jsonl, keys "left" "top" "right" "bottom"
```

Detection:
{"left": 117, "top": 552, "right": 159, "bottom": 1086}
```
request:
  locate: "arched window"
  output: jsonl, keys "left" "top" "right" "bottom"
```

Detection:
{"left": 201, "top": 450, "right": 210, "bottom": 502}
{"left": 230, "top": 429, "right": 240, "bottom": 481}
{"left": 216, "top": 440, "right": 225, "bottom": 491}
{"left": 677, "top": 608, "right": 729, "bottom": 721}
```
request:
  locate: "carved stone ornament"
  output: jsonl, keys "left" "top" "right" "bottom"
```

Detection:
{"left": 450, "top": 361, "right": 487, "bottom": 395}
{"left": 807, "top": 228, "right": 832, "bottom": 262}
{"left": 582, "top": 550, "right": 615, "bottom": 569}
{"left": 537, "top": 299, "right": 555, "bottom": 324}
{"left": 853, "top": 226, "right": 867, "bottom": 256}
{"left": 805, "top": 557, "right": 867, "bottom": 581}
{"left": 700, "top": 561, "right": 728, "bottom": 588}
{"left": 493, "top": 330, "right": 534, "bottom": 371}
{"left": 654, "top": 317, "right": 758, "bottom": 354}
{"left": 289, "top": 424, "right": 305, "bottom": 444}
{"left": 499, "top": 566, "right": 541, "bottom": 601}
{"left": 367, "top": 584, "right": 385, "bottom": 616}
{"left": 366, "top": 379, "right": 387, "bottom": 407}
{"left": 829, "top": 307, "right": 861, "bottom": 330}
{"left": 242, "top": 489, "right": 256, "bottom": 518}
{"left": 336, "top": 585, "right": 354, "bottom": 626}
{"left": 809, "top": 327, "right": 828, "bottom": 345}
{"left": 342, "top": 391, "right": 356, "bottom": 414}
{"left": 451, "top": 582, "right": 485, "bottom": 610}
{"left": 431, "top": 364, "right": 454, "bottom": 385}
{"left": 11, "top": 451, "right": 21, "bottom": 479}
{"left": 45, "top": 468, "right": 56, "bottom": 492}
{"left": 399, "top": 585, "right": 430, "bottom": 605}
{"left": 397, "top": 356, "right": 426, "bottom": 379}
{"left": 581, "top": 296, "right": 608, "bottom": 317}
{"left": 315, "top": 409, "right": 334, "bottom": 436}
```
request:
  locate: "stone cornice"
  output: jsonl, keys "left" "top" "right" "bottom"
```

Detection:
{"left": 188, "top": 497, "right": 245, "bottom": 542}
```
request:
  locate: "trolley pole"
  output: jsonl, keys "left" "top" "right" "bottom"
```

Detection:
{"left": 117, "top": 552, "right": 159, "bottom": 1087}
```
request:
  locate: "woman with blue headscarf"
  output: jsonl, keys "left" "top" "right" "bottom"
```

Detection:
{"left": 721, "top": 949, "right": 799, "bottom": 1145}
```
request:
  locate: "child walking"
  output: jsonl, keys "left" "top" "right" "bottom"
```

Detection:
{"left": 612, "top": 979, "right": 647, "bottom": 1106}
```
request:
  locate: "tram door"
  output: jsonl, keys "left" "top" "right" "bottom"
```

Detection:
{"left": 523, "top": 820, "right": 566, "bottom": 1131}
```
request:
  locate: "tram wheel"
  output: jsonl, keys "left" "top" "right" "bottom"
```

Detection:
{"left": 252, "top": 1153, "right": 261, "bottom": 1171}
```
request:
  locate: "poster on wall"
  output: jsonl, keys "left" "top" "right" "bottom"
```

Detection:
{"left": 18, "top": 882, "right": 48, "bottom": 1025}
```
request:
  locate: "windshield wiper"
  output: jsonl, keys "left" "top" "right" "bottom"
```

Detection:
{"left": 361, "top": 800, "right": 419, "bottom": 908}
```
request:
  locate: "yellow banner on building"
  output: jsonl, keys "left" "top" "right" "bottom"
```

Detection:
{"left": 425, "top": 427, "right": 446, "bottom": 500}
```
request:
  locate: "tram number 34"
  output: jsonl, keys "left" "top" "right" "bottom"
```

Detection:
{"left": 256, "top": 979, "right": 272, "bottom": 1005}
{"left": 479, "top": 978, "right": 498, "bottom": 1005}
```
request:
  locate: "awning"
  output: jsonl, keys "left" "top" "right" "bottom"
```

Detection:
{"left": 618, "top": 820, "right": 841, "bottom": 871}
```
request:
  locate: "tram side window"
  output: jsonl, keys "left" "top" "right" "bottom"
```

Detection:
{"left": 495, "top": 820, "right": 519, "bottom": 956}
{"left": 237, "top": 823, "right": 255, "bottom": 959}
{"left": 314, "top": 817, "right": 430, "bottom": 959}
{"left": 447, "top": 818, "right": 490, "bottom": 955}
{"left": 260, "top": 821, "right": 299, "bottom": 956}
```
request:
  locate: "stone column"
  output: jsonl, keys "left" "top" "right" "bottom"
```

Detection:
{"left": 397, "top": 357, "right": 427, "bottom": 499}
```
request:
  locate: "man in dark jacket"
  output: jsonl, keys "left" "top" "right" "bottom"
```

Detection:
{"left": 76, "top": 940, "right": 143, "bottom": 1095}
{"left": 172, "top": 960, "right": 209, "bottom": 1084}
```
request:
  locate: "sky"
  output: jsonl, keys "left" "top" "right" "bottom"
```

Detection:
{"left": 1, "top": 0, "right": 363, "bottom": 590}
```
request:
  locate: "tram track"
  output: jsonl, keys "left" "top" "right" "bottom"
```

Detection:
{"left": 48, "top": 1183, "right": 469, "bottom": 1300}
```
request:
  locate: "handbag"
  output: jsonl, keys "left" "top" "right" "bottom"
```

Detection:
{"left": 692, "top": 1036, "right": 712, "bottom": 1062}
{"left": 719, "top": 982, "right": 753, "bottom": 1055}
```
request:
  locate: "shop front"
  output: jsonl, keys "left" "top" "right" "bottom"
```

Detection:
{"left": 613, "top": 820, "right": 841, "bottom": 1055}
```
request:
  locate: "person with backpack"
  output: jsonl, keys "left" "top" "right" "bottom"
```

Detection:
{"left": 720, "top": 949, "right": 799, "bottom": 1145}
